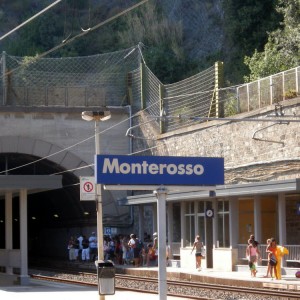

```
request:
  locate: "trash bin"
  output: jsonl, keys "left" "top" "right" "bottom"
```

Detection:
{"left": 95, "top": 260, "right": 115, "bottom": 295}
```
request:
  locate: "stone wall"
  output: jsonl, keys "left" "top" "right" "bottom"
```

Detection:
{"left": 133, "top": 98, "right": 300, "bottom": 185}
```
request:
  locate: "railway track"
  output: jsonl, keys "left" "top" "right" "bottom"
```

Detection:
{"left": 29, "top": 267, "right": 300, "bottom": 300}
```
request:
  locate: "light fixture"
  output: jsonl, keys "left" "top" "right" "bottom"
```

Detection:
{"left": 82, "top": 110, "right": 111, "bottom": 122}
{"left": 84, "top": 211, "right": 90, "bottom": 215}
{"left": 31, "top": 216, "right": 36, "bottom": 220}
{"left": 53, "top": 214, "right": 59, "bottom": 218}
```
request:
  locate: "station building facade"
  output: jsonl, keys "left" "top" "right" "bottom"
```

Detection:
{"left": 123, "top": 98, "right": 300, "bottom": 272}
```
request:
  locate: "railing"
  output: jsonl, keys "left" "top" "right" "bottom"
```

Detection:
{"left": 237, "top": 244, "right": 300, "bottom": 263}
{"left": 237, "top": 66, "right": 300, "bottom": 114}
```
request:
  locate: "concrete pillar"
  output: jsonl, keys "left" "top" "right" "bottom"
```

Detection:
{"left": 254, "top": 195, "right": 262, "bottom": 244}
{"left": 212, "top": 199, "right": 218, "bottom": 248}
{"left": 180, "top": 202, "right": 185, "bottom": 248}
{"left": 19, "top": 189, "right": 29, "bottom": 285}
{"left": 229, "top": 197, "right": 239, "bottom": 248}
{"left": 138, "top": 205, "right": 144, "bottom": 241}
{"left": 152, "top": 203, "right": 157, "bottom": 233}
{"left": 155, "top": 187, "right": 168, "bottom": 300}
{"left": 167, "top": 202, "right": 173, "bottom": 257}
{"left": 5, "top": 191, "right": 13, "bottom": 275}
{"left": 278, "top": 193, "right": 287, "bottom": 267}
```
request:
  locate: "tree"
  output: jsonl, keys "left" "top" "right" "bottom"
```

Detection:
{"left": 222, "top": 0, "right": 281, "bottom": 84}
{"left": 244, "top": 0, "right": 300, "bottom": 82}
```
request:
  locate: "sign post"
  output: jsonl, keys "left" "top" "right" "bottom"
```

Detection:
{"left": 80, "top": 176, "right": 95, "bottom": 201}
{"left": 154, "top": 186, "right": 168, "bottom": 300}
{"left": 95, "top": 154, "right": 224, "bottom": 300}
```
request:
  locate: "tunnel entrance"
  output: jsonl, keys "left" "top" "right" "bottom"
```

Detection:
{"left": 0, "top": 153, "right": 97, "bottom": 260}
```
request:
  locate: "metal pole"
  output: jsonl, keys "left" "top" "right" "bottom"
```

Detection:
{"left": 95, "top": 121, "right": 105, "bottom": 300}
{"left": 154, "top": 186, "right": 168, "bottom": 300}
{"left": 2, "top": 51, "right": 6, "bottom": 105}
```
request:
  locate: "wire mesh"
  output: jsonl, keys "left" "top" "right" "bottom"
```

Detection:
{"left": 143, "top": 65, "right": 162, "bottom": 118}
{"left": 1, "top": 44, "right": 299, "bottom": 135}
{"left": 163, "top": 66, "right": 215, "bottom": 131}
{"left": 1, "top": 46, "right": 140, "bottom": 107}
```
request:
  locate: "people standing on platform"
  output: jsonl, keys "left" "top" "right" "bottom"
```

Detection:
{"left": 67, "top": 236, "right": 76, "bottom": 261}
{"left": 275, "top": 243, "right": 289, "bottom": 279}
{"left": 153, "top": 232, "right": 158, "bottom": 256}
{"left": 266, "top": 237, "right": 278, "bottom": 279}
{"left": 89, "top": 232, "right": 98, "bottom": 262}
{"left": 246, "top": 238, "right": 261, "bottom": 277}
{"left": 77, "top": 234, "right": 83, "bottom": 261}
{"left": 81, "top": 235, "right": 90, "bottom": 262}
{"left": 73, "top": 237, "right": 80, "bottom": 261}
{"left": 264, "top": 239, "right": 272, "bottom": 278}
{"left": 128, "top": 234, "right": 140, "bottom": 267}
{"left": 122, "top": 235, "right": 130, "bottom": 265}
{"left": 145, "top": 232, "right": 158, "bottom": 267}
{"left": 191, "top": 235, "right": 204, "bottom": 271}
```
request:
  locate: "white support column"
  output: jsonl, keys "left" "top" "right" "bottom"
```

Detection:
{"left": 212, "top": 199, "right": 218, "bottom": 248}
{"left": 138, "top": 206, "right": 144, "bottom": 241}
{"left": 153, "top": 203, "right": 157, "bottom": 233}
{"left": 167, "top": 202, "right": 173, "bottom": 259}
{"left": 229, "top": 197, "right": 239, "bottom": 248}
{"left": 19, "top": 189, "right": 29, "bottom": 285}
{"left": 278, "top": 193, "right": 287, "bottom": 267}
{"left": 5, "top": 191, "right": 13, "bottom": 275}
{"left": 180, "top": 202, "right": 186, "bottom": 248}
{"left": 254, "top": 195, "right": 262, "bottom": 244}
{"left": 154, "top": 186, "right": 168, "bottom": 300}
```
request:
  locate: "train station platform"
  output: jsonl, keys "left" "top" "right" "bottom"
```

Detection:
{"left": 0, "top": 265, "right": 299, "bottom": 300}
{"left": 117, "top": 265, "right": 300, "bottom": 291}
{"left": 0, "top": 274, "right": 184, "bottom": 300}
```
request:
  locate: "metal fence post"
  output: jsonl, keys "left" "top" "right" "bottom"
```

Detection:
{"left": 2, "top": 51, "right": 7, "bottom": 106}
{"left": 159, "top": 83, "right": 165, "bottom": 134}
{"left": 214, "top": 61, "right": 224, "bottom": 117}
{"left": 296, "top": 67, "right": 299, "bottom": 95}
{"left": 140, "top": 62, "right": 146, "bottom": 110}
{"left": 270, "top": 76, "right": 273, "bottom": 104}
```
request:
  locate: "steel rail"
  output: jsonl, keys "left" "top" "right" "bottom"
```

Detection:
{"left": 29, "top": 269, "right": 300, "bottom": 300}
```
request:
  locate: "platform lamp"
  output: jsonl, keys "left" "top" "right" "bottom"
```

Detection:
{"left": 82, "top": 110, "right": 111, "bottom": 300}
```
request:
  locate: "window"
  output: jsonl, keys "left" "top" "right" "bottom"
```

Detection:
{"left": 185, "top": 202, "right": 195, "bottom": 247}
{"left": 217, "top": 200, "right": 229, "bottom": 247}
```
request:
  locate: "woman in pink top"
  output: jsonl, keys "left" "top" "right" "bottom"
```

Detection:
{"left": 246, "top": 239, "right": 261, "bottom": 277}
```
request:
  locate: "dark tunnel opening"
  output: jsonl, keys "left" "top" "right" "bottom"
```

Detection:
{"left": 0, "top": 153, "right": 97, "bottom": 259}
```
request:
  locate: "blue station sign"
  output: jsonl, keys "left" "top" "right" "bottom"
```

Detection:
{"left": 95, "top": 155, "right": 224, "bottom": 186}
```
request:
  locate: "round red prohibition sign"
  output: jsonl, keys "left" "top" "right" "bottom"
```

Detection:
{"left": 83, "top": 181, "right": 94, "bottom": 193}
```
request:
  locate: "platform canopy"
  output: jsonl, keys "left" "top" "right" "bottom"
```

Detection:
{"left": 0, "top": 175, "right": 62, "bottom": 197}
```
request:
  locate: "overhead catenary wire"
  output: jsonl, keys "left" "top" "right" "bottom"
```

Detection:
{"left": 2, "top": 100, "right": 298, "bottom": 177}
{"left": 0, "top": 0, "right": 63, "bottom": 41}
{"left": 0, "top": 100, "right": 160, "bottom": 175}
{"left": 0, "top": 0, "right": 150, "bottom": 80}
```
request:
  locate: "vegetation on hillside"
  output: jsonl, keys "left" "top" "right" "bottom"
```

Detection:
{"left": 0, "top": 0, "right": 299, "bottom": 85}
{"left": 244, "top": 0, "right": 300, "bottom": 81}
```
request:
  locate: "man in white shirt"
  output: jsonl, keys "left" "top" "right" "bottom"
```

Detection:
{"left": 89, "top": 232, "right": 98, "bottom": 262}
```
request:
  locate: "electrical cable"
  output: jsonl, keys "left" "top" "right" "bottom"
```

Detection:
{"left": 0, "top": 0, "right": 63, "bottom": 41}
{"left": 1, "top": 0, "right": 150, "bottom": 79}
{"left": 62, "top": 0, "right": 74, "bottom": 43}
{"left": 0, "top": 100, "right": 160, "bottom": 175}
